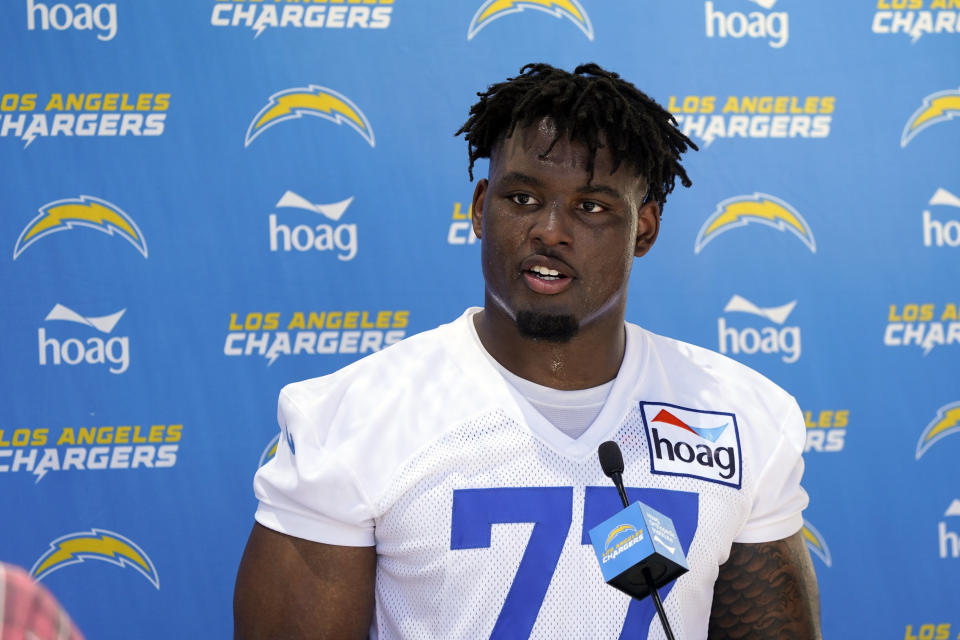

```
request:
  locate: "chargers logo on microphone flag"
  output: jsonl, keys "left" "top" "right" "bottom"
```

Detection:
{"left": 588, "top": 502, "right": 688, "bottom": 597}
{"left": 601, "top": 524, "right": 643, "bottom": 564}
{"left": 640, "top": 402, "right": 743, "bottom": 488}
{"left": 245, "top": 86, "right": 375, "bottom": 148}
{"left": 467, "top": 0, "right": 594, "bottom": 41}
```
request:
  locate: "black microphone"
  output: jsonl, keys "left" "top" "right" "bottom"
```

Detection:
{"left": 598, "top": 440, "right": 630, "bottom": 508}
{"left": 589, "top": 441, "right": 689, "bottom": 640}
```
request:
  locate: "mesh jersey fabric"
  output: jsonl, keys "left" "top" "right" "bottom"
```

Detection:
{"left": 254, "top": 308, "right": 808, "bottom": 639}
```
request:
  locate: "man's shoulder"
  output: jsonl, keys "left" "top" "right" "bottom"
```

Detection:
{"left": 279, "top": 309, "right": 498, "bottom": 431}
{"left": 285, "top": 316, "right": 450, "bottom": 388}
{"left": 628, "top": 323, "right": 797, "bottom": 409}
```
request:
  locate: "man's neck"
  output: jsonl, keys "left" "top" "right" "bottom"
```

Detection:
{"left": 472, "top": 307, "right": 626, "bottom": 390}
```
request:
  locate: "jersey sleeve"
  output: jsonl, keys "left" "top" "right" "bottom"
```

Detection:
{"left": 734, "top": 396, "right": 809, "bottom": 543}
{"left": 253, "top": 386, "right": 376, "bottom": 546}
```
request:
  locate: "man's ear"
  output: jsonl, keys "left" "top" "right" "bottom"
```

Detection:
{"left": 634, "top": 199, "right": 660, "bottom": 257}
{"left": 471, "top": 179, "right": 488, "bottom": 240}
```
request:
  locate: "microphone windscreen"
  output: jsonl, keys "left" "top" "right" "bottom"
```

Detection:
{"left": 598, "top": 440, "right": 624, "bottom": 477}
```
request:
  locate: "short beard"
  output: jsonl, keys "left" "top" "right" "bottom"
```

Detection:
{"left": 515, "top": 311, "right": 579, "bottom": 343}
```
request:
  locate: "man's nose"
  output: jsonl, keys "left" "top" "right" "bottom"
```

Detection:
{"left": 530, "top": 204, "right": 573, "bottom": 246}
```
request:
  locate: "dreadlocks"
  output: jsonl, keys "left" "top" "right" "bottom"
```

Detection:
{"left": 455, "top": 62, "right": 697, "bottom": 211}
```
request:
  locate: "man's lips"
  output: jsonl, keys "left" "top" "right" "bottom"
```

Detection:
{"left": 520, "top": 255, "right": 575, "bottom": 295}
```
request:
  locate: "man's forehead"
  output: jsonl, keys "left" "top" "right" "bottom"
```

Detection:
{"left": 498, "top": 117, "right": 568, "bottom": 153}
{"left": 494, "top": 120, "right": 648, "bottom": 191}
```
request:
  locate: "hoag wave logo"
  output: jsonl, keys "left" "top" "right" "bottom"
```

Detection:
{"left": 32, "top": 528, "right": 159, "bottom": 588}
{"left": 640, "top": 402, "right": 742, "bottom": 488}
{"left": 245, "top": 85, "right": 374, "bottom": 148}
{"left": 704, "top": 0, "right": 788, "bottom": 48}
{"left": 916, "top": 402, "right": 960, "bottom": 459}
{"left": 14, "top": 195, "right": 147, "bottom": 259}
{"left": 38, "top": 304, "right": 130, "bottom": 374}
{"left": 938, "top": 499, "right": 960, "bottom": 559}
{"left": 922, "top": 188, "right": 960, "bottom": 247}
{"left": 26, "top": 0, "right": 117, "bottom": 41}
{"left": 269, "top": 191, "right": 357, "bottom": 260}
{"left": 211, "top": 0, "right": 393, "bottom": 37}
{"left": 695, "top": 193, "right": 815, "bottom": 253}
{"left": 718, "top": 295, "right": 801, "bottom": 363}
{"left": 902, "top": 88, "right": 960, "bottom": 147}
{"left": 467, "top": 0, "right": 594, "bottom": 40}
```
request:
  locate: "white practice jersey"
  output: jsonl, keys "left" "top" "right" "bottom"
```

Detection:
{"left": 254, "top": 308, "right": 808, "bottom": 640}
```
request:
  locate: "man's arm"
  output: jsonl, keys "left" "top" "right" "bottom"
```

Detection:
{"left": 708, "top": 530, "right": 821, "bottom": 640}
{"left": 234, "top": 522, "right": 376, "bottom": 640}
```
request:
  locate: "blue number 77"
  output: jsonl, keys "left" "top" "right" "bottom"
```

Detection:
{"left": 451, "top": 486, "right": 698, "bottom": 640}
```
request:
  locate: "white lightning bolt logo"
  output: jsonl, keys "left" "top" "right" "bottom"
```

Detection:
{"left": 23, "top": 126, "right": 40, "bottom": 149}
{"left": 467, "top": 0, "right": 594, "bottom": 40}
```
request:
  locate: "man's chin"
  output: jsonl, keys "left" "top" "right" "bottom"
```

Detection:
{"left": 515, "top": 310, "right": 579, "bottom": 343}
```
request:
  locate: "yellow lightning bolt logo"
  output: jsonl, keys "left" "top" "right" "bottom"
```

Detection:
{"left": 916, "top": 402, "right": 960, "bottom": 459}
{"left": 31, "top": 529, "right": 159, "bottom": 589}
{"left": 13, "top": 196, "right": 148, "bottom": 260}
{"left": 801, "top": 520, "right": 831, "bottom": 568}
{"left": 467, "top": 0, "right": 594, "bottom": 40}
{"left": 245, "top": 86, "right": 375, "bottom": 148}
{"left": 694, "top": 193, "right": 816, "bottom": 254}
{"left": 901, "top": 88, "right": 960, "bottom": 147}
{"left": 604, "top": 524, "right": 638, "bottom": 551}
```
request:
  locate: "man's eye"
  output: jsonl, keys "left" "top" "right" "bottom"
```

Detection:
{"left": 581, "top": 201, "right": 606, "bottom": 213}
{"left": 511, "top": 194, "right": 535, "bottom": 205}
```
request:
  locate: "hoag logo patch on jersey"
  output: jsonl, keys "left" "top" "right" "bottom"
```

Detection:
{"left": 640, "top": 402, "right": 742, "bottom": 488}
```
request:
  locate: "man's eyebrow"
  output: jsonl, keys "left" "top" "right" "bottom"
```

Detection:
{"left": 499, "top": 172, "right": 631, "bottom": 201}
{"left": 577, "top": 184, "right": 624, "bottom": 200}
{"left": 499, "top": 171, "right": 543, "bottom": 187}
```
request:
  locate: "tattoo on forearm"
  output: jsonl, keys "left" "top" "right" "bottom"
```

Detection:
{"left": 707, "top": 533, "right": 821, "bottom": 640}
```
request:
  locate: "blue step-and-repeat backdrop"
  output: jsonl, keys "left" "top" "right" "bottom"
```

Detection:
{"left": 1, "top": 1, "right": 958, "bottom": 637}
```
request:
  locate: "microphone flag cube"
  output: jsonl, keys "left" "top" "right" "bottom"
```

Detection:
{"left": 588, "top": 502, "right": 689, "bottom": 600}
